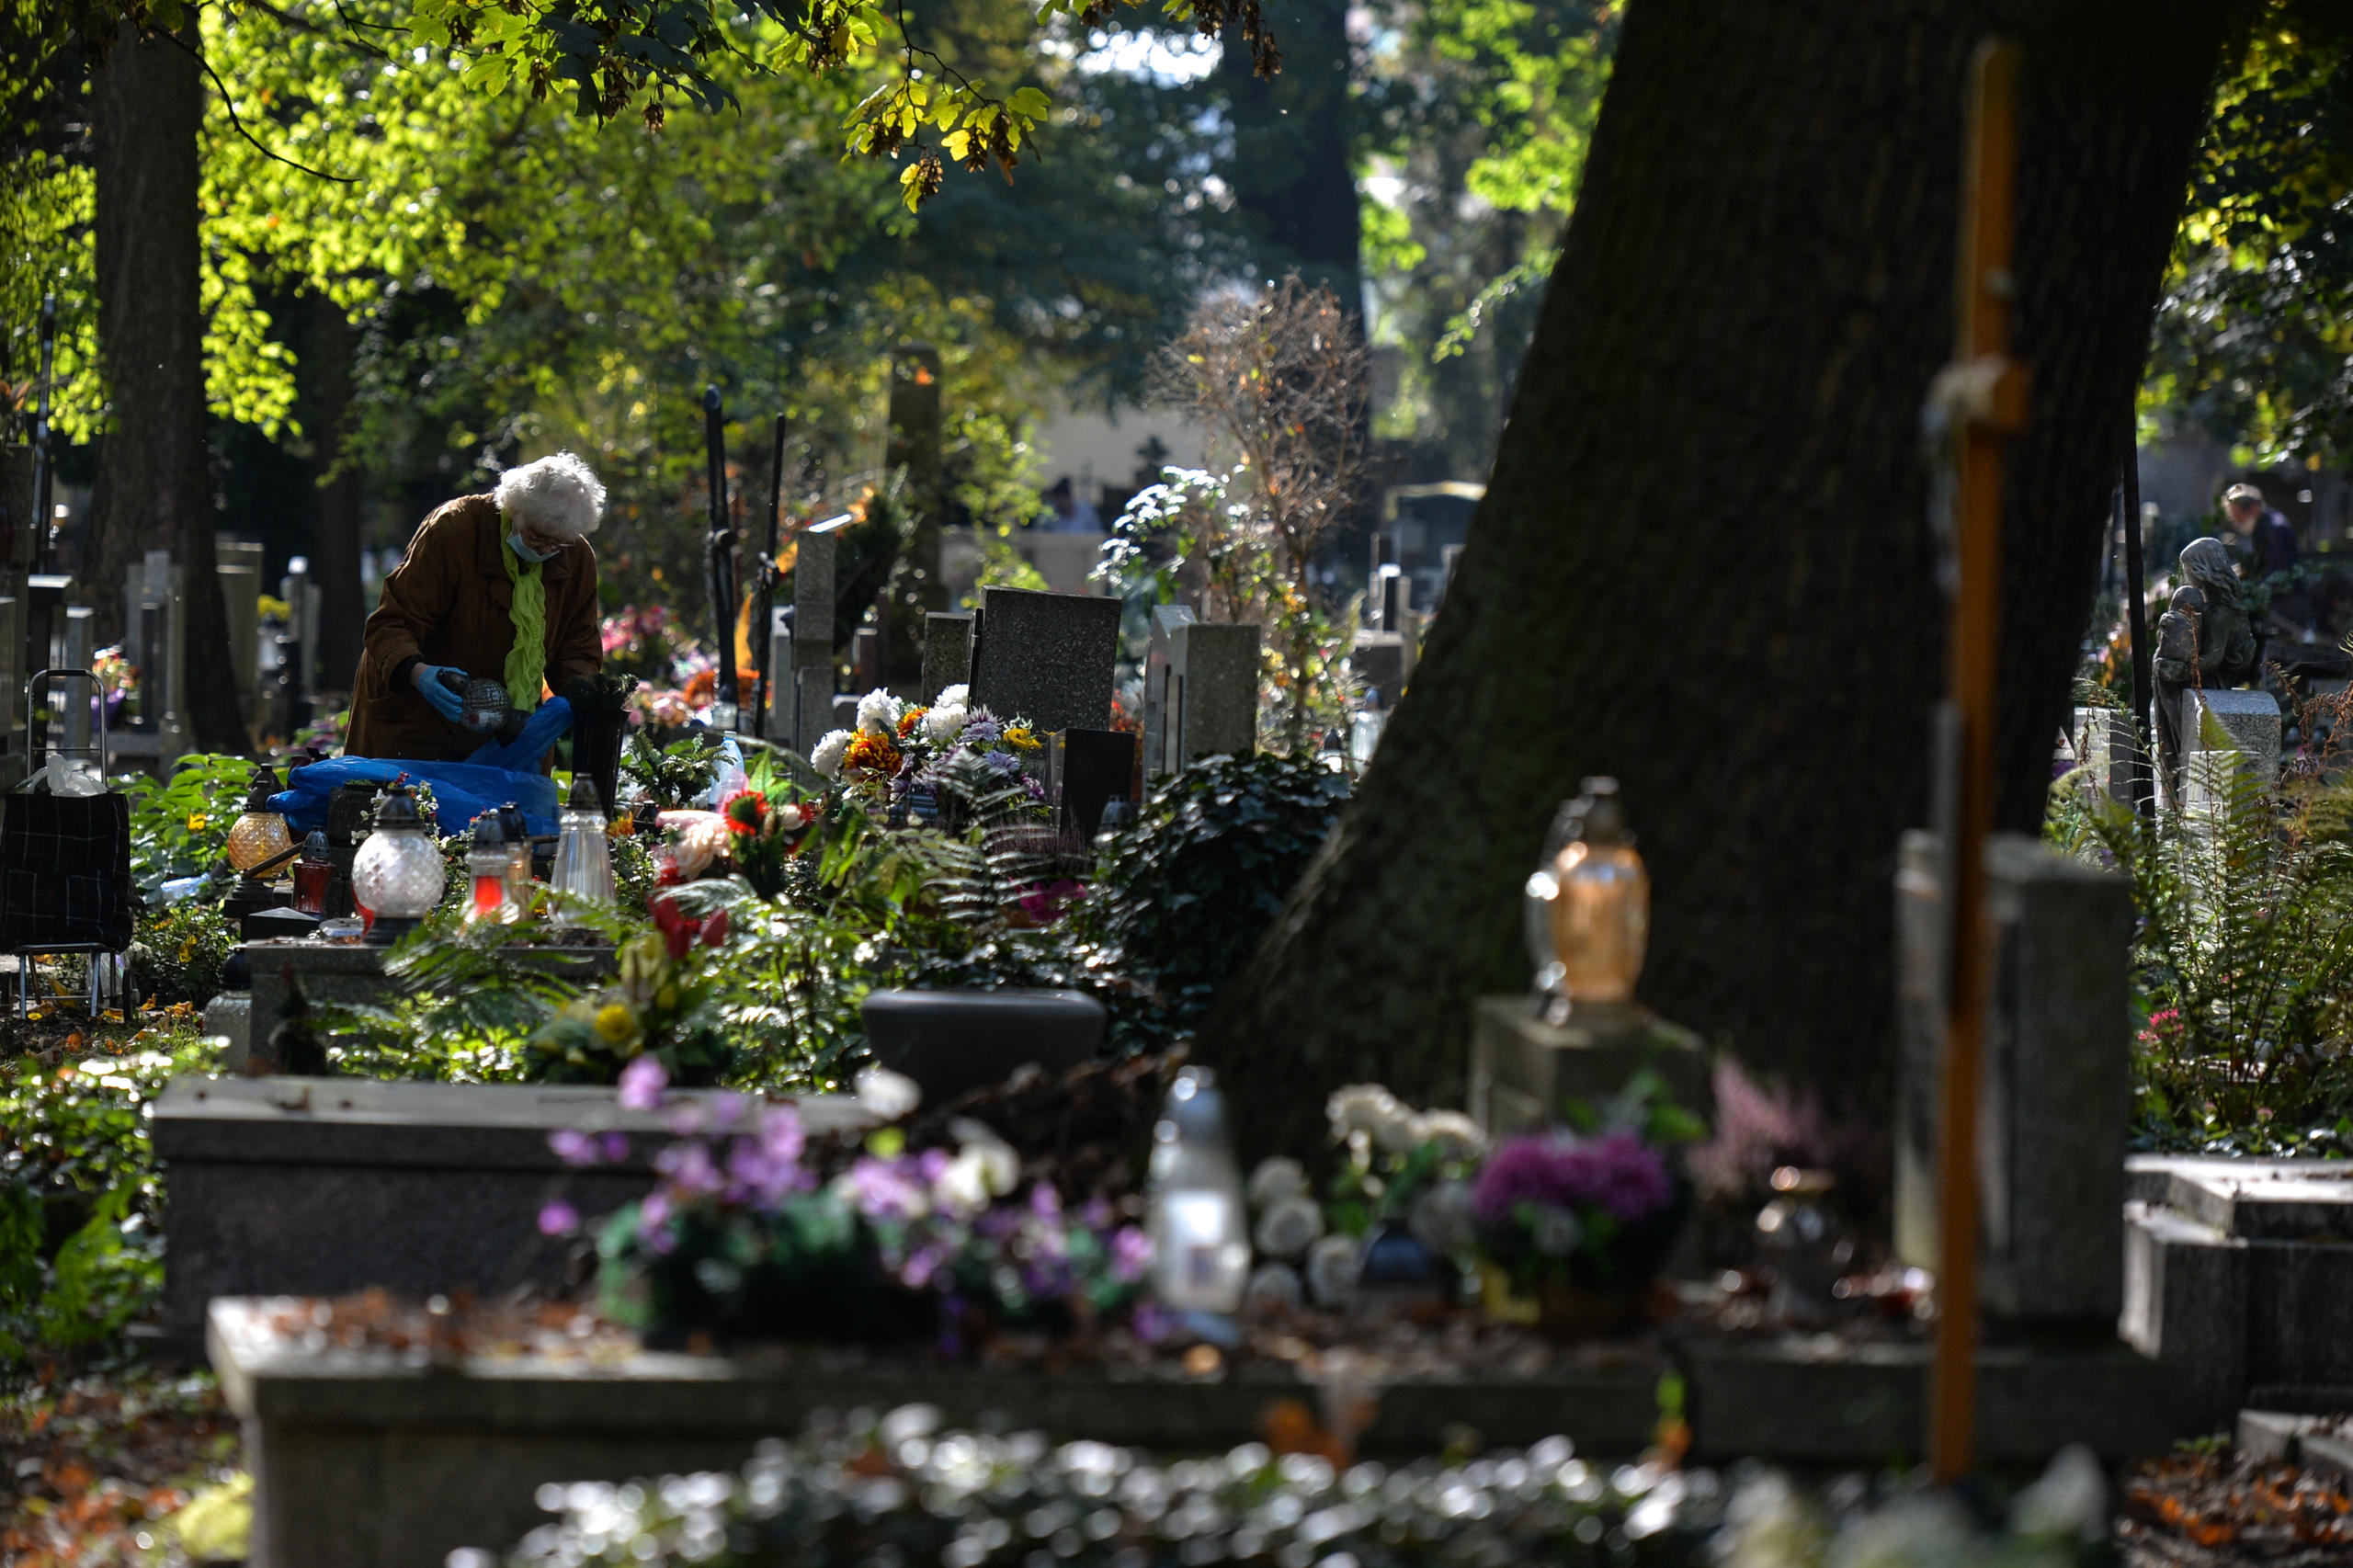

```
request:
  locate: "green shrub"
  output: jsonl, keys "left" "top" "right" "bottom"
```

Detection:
{"left": 130, "top": 898, "right": 237, "bottom": 1010}
{"left": 118, "top": 754, "right": 256, "bottom": 896}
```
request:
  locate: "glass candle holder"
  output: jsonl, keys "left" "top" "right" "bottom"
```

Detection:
{"left": 467, "top": 812, "right": 520, "bottom": 925}
{"left": 224, "top": 770, "right": 296, "bottom": 874}
{"left": 352, "top": 788, "right": 446, "bottom": 944}
{"left": 291, "top": 830, "right": 334, "bottom": 915}
{"left": 551, "top": 776, "right": 614, "bottom": 928}
{"left": 1545, "top": 778, "right": 1649, "bottom": 1008}
{"left": 460, "top": 676, "right": 512, "bottom": 736}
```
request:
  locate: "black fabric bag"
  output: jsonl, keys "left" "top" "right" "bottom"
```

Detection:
{"left": 0, "top": 792, "right": 135, "bottom": 952}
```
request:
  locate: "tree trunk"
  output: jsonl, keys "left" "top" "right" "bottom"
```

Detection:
{"left": 88, "top": 21, "right": 246, "bottom": 755}
{"left": 1199, "top": 0, "right": 2242, "bottom": 1158}
{"left": 303, "top": 292, "right": 367, "bottom": 696}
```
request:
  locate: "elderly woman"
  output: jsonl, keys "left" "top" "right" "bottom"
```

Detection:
{"left": 2152, "top": 535, "right": 2258, "bottom": 807}
{"left": 345, "top": 453, "right": 606, "bottom": 762}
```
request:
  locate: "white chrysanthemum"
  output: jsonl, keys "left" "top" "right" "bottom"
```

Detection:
{"left": 773, "top": 802, "right": 809, "bottom": 832}
{"left": 1243, "top": 1262, "right": 1303, "bottom": 1313}
{"left": 854, "top": 1065, "right": 921, "bottom": 1121}
{"left": 1304, "top": 1233, "right": 1361, "bottom": 1307}
{"left": 810, "top": 729, "right": 853, "bottom": 780}
{"left": 857, "top": 688, "right": 902, "bottom": 738}
{"left": 1247, "top": 1155, "right": 1309, "bottom": 1210}
{"left": 935, "top": 684, "right": 969, "bottom": 710}
{"left": 924, "top": 702, "right": 968, "bottom": 744}
{"left": 1325, "top": 1084, "right": 1401, "bottom": 1142}
{"left": 1415, "top": 1109, "right": 1488, "bottom": 1163}
{"left": 1252, "top": 1196, "right": 1325, "bottom": 1260}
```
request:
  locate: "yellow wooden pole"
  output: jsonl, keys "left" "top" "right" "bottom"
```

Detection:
{"left": 1930, "top": 37, "right": 2027, "bottom": 1486}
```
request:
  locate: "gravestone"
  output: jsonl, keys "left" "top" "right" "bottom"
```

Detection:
{"left": 1049, "top": 729, "right": 1136, "bottom": 838}
{"left": 1162, "top": 620, "right": 1259, "bottom": 767}
{"left": 1893, "top": 832, "right": 2133, "bottom": 1324}
{"left": 851, "top": 625, "right": 885, "bottom": 694}
{"left": 922, "top": 612, "right": 973, "bottom": 702}
{"left": 968, "top": 585, "right": 1120, "bottom": 735}
{"left": 831, "top": 694, "right": 858, "bottom": 730}
{"left": 764, "top": 605, "right": 791, "bottom": 738}
{"left": 2068, "top": 706, "right": 2140, "bottom": 801}
{"left": 1142, "top": 605, "right": 1194, "bottom": 778}
{"left": 2123, "top": 1154, "right": 2353, "bottom": 1420}
{"left": 1467, "top": 996, "right": 1712, "bottom": 1136}
{"left": 790, "top": 520, "right": 844, "bottom": 753}
{"left": 2180, "top": 688, "right": 2281, "bottom": 817}
{"left": 1352, "top": 632, "right": 1407, "bottom": 709}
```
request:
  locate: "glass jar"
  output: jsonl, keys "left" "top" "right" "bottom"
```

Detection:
{"left": 1146, "top": 1067, "right": 1249, "bottom": 1314}
{"left": 223, "top": 769, "right": 296, "bottom": 875}
{"left": 1546, "top": 778, "right": 1649, "bottom": 1008}
{"left": 460, "top": 676, "right": 511, "bottom": 736}
{"left": 467, "top": 812, "right": 519, "bottom": 925}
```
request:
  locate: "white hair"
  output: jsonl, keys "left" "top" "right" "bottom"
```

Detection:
{"left": 494, "top": 451, "right": 605, "bottom": 540}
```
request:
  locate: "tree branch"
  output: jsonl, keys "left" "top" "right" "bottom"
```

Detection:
{"left": 163, "top": 29, "right": 358, "bottom": 183}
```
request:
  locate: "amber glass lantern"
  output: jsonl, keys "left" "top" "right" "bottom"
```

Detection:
{"left": 222, "top": 768, "right": 298, "bottom": 921}
{"left": 1526, "top": 777, "right": 1648, "bottom": 1017}
{"left": 352, "top": 788, "right": 448, "bottom": 944}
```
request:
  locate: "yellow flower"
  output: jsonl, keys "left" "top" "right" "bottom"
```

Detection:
{"left": 188, "top": 812, "right": 208, "bottom": 832}
{"left": 1003, "top": 725, "right": 1040, "bottom": 752}
{"left": 593, "top": 1003, "right": 639, "bottom": 1045}
{"left": 178, "top": 937, "right": 198, "bottom": 962}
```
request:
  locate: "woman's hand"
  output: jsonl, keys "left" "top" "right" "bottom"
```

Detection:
{"left": 412, "top": 663, "right": 469, "bottom": 722}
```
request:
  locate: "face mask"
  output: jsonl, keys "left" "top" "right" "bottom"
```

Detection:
{"left": 507, "top": 532, "right": 554, "bottom": 564}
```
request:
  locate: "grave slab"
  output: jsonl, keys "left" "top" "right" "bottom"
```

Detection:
{"left": 210, "top": 1297, "right": 1665, "bottom": 1568}
{"left": 969, "top": 585, "right": 1121, "bottom": 736}
{"left": 154, "top": 1077, "right": 866, "bottom": 1356}
{"left": 237, "top": 939, "right": 615, "bottom": 1071}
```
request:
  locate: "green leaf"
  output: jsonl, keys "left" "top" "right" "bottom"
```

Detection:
{"left": 1009, "top": 86, "right": 1052, "bottom": 119}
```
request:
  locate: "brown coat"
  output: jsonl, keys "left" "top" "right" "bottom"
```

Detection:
{"left": 345, "top": 494, "right": 603, "bottom": 760}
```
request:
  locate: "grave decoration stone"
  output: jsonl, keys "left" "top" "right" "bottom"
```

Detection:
{"left": 1467, "top": 995, "right": 1712, "bottom": 1136}
{"left": 968, "top": 585, "right": 1121, "bottom": 737}
{"left": 1142, "top": 604, "right": 1194, "bottom": 778}
{"left": 1048, "top": 728, "right": 1136, "bottom": 839}
{"left": 1352, "top": 631, "right": 1407, "bottom": 709}
{"left": 1893, "top": 831, "right": 2132, "bottom": 1325}
{"left": 2123, "top": 1154, "right": 2353, "bottom": 1422}
{"left": 922, "top": 611, "right": 973, "bottom": 701}
{"left": 1161, "top": 620, "right": 1259, "bottom": 770}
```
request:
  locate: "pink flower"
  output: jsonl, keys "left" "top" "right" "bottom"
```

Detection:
{"left": 618, "top": 1055, "right": 668, "bottom": 1112}
{"left": 538, "top": 1200, "right": 581, "bottom": 1237}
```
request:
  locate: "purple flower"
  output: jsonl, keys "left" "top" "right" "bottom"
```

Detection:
{"left": 1109, "top": 1225, "right": 1154, "bottom": 1284}
{"left": 1023, "top": 776, "right": 1047, "bottom": 802}
{"left": 983, "top": 749, "right": 1018, "bottom": 775}
{"left": 618, "top": 1055, "right": 668, "bottom": 1112}
{"left": 635, "top": 1190, "right": 675, "bottom": 1253}
{"left": 963, "top": 715, "right": 1002, "bottom": 744}
{"left": 1472, "top": 1130, "right": 1673, "bottom": 1227}
{"left": 549, "top": 1130, "right": 600, "bottom": 1166}
{"left": 757, "top": 1104, "right": 805, "bottom": 1166}
{"left": 845, "top": 1155, "right": 927, "bottom": 1221}
{"left": 598, "top": 1131, "right": 630, "bottom": 1164}
{"left": 654, "top": 1139, "right": 724, "bottom": 1196}
{"left": 538, "top": 1199, "right": 581, "bottom": 1237}
{"left": 1028, "top": 1183, "right": 1063, "bottom": 1221}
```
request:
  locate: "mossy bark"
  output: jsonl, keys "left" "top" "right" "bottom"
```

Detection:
{"left": 1199, "top": 0, "right": 2244, "bottom": 1156}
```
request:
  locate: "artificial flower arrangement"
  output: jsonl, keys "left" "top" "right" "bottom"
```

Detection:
{"left": 1235, "top": 1084, "right": 1489, "bottom": 1316}
{"left": 655, "top": 787, "right": 818, "bottom": 898}
{"left": 1471, "top": 1073, "right": 1702, "bottom": 1330}
{"left": 809, "top": 685, "right": 1050, "bottom": 824}
{"left": 546, "top": 1062, "right": 1154, "bottom": 1352}
{"left": 522, "top": 899, "right": 735, "bottom": 1085}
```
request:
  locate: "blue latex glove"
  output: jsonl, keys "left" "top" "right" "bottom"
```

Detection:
{"left": 413, "top": 662, "right": 467, "bottom": 722}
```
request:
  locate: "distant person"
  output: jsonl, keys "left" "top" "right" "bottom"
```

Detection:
{"left": 345, "top": 453, "right": 606, "bottom": 761}
{"left": 1039, "top": 476, "right": 1103, "bottom": 533}
{"left": 2225, "top": 481, "right": 2310, "bottom": 631}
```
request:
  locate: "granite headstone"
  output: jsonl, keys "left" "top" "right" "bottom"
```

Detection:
{"left": 923, "top": 611, "right": 973, "bottom": 701}
{"left": 1165, "top": 619, "right": 1259, "bottom": 765}
{"left": 968, "top": 585, "right": 1121, "bottom": 735}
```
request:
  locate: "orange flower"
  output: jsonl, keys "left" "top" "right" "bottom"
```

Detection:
{"left": 843, "top": 731, "right": 902, "bottom": 778}
{"left": 898, "top": 707, "right": 926, "bottom": 738}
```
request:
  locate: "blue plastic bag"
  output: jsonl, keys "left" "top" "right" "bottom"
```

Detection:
{"left": 267, "top": 697, "right": 573, "bottom": 837}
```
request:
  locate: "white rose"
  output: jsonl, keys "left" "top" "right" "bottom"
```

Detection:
{"left": 810, "top": 729, "right": 853, "bottom": 781}
{"left": 773, "top": 801, "right": 809, "bottom": 833}
{"left": 1243, "top": 1263, "right": 1303, "bottom": 1314}
{"left": 1252, "top": 1196, "right": 1325, "bottom": 1260}
{"left": 1325, "top": 1084, "right": 1401, "bottom": 1142}
{"left": 1304, "top": 1233, "right": 1361, "bottom": 1308}
{"left": 1247, "top": 1155, "right": 1310, "bottom": 1210}
{"left": 854, "top": 1065, "right": 921, "bottom": 1121}
{"left": 1415, "top": 1110, "right": 1488, "bottom": 1163}
{"left": 1370, "top": 1105, "right": 1427, "bottom": 1155}
{"left": 857, "top": 688, "right": 902, "bottom": 738}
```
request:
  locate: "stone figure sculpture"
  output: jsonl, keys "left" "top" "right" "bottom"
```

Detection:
{"left": 2153, "top": 536, "right": 2258, "bottom": 806}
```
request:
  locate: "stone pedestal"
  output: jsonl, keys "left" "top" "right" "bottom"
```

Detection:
{"left": 1467, "top": 995, "right": 1711, "bottom": 1135}
{"left": 968, "top": 585, "right": 1120, "bottom": 736}
{"left": 1893, "top": 833, "right": 2132, "bottom": 1324}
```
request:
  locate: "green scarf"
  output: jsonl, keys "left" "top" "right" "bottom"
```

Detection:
{"left": 501, "top": 539, "right": 546, "bottom": 711}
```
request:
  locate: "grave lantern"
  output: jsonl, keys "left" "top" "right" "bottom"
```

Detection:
{"left": 222, "top": 767, "right": 298, "bottom": 921}
{"left": 352, "top": 787, "right": 446, "bottom": 945}
{"left": 1529, "top": 777, "right": 1648, "bottom": 1015}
